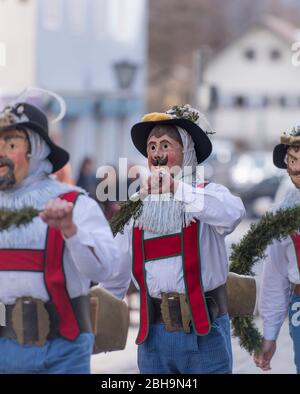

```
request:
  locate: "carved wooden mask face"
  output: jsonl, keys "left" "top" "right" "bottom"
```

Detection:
{"left": 0, "top": 128, "right": 30, "bottom": 190}
{"left": 146, "top": 125, "right": 183, "bottom": 174}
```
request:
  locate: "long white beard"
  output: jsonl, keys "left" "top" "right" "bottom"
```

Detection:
{"left": 134, "top": 172, "right": 201, "bottom": 234}
{"left": 135, "top": 194, "right": 185, "bottom": 234}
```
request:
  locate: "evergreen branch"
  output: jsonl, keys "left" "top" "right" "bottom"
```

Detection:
{"left": 229, "top": 204, "right": 300, "bottom": 355}
{"left": 0, "top": 207, "right": 39, "bottom": 230}
{"left": 231, "top": 316, "right": 264, "bottom": 355}
{"left": 109, "top": 200, "right": 143, "bottom": 236}
{"left": 230, "top": 205, "right": 300, "bottom": 275}
{"left": 0, "top": 200, "right": 144, "bottom": 236}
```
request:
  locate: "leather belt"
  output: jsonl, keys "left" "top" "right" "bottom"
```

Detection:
{"left": 0, "top": 295, "right": 92, "bottom": 345}
{"left": 150, "top": 284, "right": 228, "bottom": 332}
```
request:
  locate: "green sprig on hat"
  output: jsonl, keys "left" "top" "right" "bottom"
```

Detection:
{"left": 166, "top": 104, "right": 215, "bottom": 135}
{"left": 166, "top": 104, "right": 200, "bottom": 124}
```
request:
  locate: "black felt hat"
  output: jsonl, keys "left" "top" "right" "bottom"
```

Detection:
{"left": 131, "top": 106, "right": 213, "bottom": 164}
{"left": 0, "top": 102, "right": 69, "bottom": 172}
{"left": 273, "top": 144, "right": 288, "bottom": 169}
{"left": 273, "top": 130, "right": 300, "bottom": 169}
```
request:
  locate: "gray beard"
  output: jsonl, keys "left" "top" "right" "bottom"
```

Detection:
{"left": 0, "top": 167, "right": 16, "bottom": 190}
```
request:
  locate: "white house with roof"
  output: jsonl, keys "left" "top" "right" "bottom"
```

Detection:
{"left": 198, "top": 15, "right": 300, "bottom": 148}
{"left": 0, "top": 0, "right": 148, "bottom": 173}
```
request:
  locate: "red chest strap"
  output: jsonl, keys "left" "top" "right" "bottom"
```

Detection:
{"left": 44, "top": 191, "right": 81, "bottom": 340}
{"left": 291, "top": 233, "right": 300, "bottom": 273}
{"left": 0, "top": 250, "right": 43, "bottom": 271}
{"left": 0, "top": 191, "right": 82, "bottom": 341}
{"left": 132, "top": 220, "right": 211, "bottom": 345}
{"left": 144, "top": 234, "right": 181, "bottom": 261}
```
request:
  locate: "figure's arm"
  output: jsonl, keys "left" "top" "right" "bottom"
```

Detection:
{"left": 173, "top": 181, "right": 246, "bottom": 235}
{"left": 98, "top": 223, "right": 133, "bottom": 300}
{"left": 259, "top": 243, "right": 290, "bottom": 341}
{"left": 40, "top": 195, "right": 131, "bottom": 298}
{"left": 254, "top": 242, "right": 290, "bottom": 370}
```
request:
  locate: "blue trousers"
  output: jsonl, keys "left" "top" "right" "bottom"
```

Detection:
{"left": 289, "top": 292, "right": 300, "bottom": 373}
{"left": 0, "top": 333, "right": 94, "bottom": 374}
{"left": 138, "top": 313, "right": 232, "bottom": 374}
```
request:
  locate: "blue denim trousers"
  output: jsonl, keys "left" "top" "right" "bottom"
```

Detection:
{"left": 288, "top": 291, "right": 300, "bottom": 373}
{"left": 138, "top": 313, "right": 232, "bottom": 374}
{"left": 0, "top": 333, "right": 94, "bottom": 374}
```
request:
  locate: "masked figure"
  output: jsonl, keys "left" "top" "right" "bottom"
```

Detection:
{"left": 106, "top": 105, "right": 246, "bottom": 374}
{"left": 255, "top": 127, "right": 300, "bottom": 373}
{"left": 0, "top": 100, "right": 120, "bottom": 374}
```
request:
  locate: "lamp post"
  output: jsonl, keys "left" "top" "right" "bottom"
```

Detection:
{"left": 114, "top": 61, "right": 138, "bottom": 91}
{"left": 113, "top": 60, "right": 138, "bottom": 160}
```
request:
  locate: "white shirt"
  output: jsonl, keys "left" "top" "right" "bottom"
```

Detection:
{"left": 259, "top": 236, "right": 300, "bottom": 340}
{"left": 0, "top": 194, "right": 120, "bottom": 304}
{"left": 103, "top": 181, "right": 245, "bottom": 299}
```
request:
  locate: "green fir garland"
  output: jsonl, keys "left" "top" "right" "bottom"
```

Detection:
{"left": 0, "top": 202, "right": 142, "bottom": 235}
{"left": 229, "top": 204, "right": 300, "bottom": 355}
{"left": 110, "top": 200, "right": 143, "bottom": 236}
{"left": 0, "top": 207, "right": 39, "bottom": 230}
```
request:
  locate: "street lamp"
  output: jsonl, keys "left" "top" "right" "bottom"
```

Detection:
{"left": 114, "top": 60, "right": 138, "bottom": 91}
{"left": 113, "top": 60, "right": 138, "bottom": 160}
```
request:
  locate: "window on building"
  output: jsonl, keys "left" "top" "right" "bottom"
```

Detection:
{"left": 234, "top": 96, "right": 247, "bottom": 108}
{"left": 68, "top": 0, "right": 86, "bottom": 34}
{"left": 109, "top": 0, "right": 127, "bottom": 40}
{"left": 284, "top": 96, "right": 299, "bottom": 107}
{"left": 279, "top": 96, "right": 287, "bottom": 107}
{"left": 262, "top": 96, "right": 269, "bottom": 107}
{"left": 0, "top": 42, "right": 6, "bottom": 67}
{"left": 109, "top": 0, "right": 141, "bottom": 42}
{"left": 43, "top": 0, "right": 62, "bottom": 31}
{"left": 270, "top": 48, "right": 281, "bottom": 61}
{"left": 93, "top": 0, "right": 109, "bottom": 38}
{"left": 244, "top": 48, "right": 256, "bottom": 60}
{"left": 247, "top": 96, "right": 268, "bottom": 108}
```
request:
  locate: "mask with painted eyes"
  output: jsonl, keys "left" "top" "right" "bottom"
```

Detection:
{"left": 146, "top": 125, "right": 183, "bottom": 172}
{"left": 0, "top": 129, "right": 30, "bottom": 189}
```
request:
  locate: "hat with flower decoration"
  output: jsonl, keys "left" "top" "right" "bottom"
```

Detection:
{"left": 0, "top": 102, "right": 69, "bottom": 172}
{"left": 131, "top": 104, "right": 214, "bottom": 164}
{"left": 273, "top": 126, "right": 300, "bottom": 169}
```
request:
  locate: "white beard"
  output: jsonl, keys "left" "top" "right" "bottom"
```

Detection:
{"left": 134, "top": 194, "right": 186, "bottom": 234}
{"left": 134, "top": 172, "right": 201, "bottom": 234}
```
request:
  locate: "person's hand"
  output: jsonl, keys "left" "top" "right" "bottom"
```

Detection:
{"left": 39, "top": 198, "right": 77, "bottom": 238}
{"left": 140, "top": 167, "right": 178, "bottom": 197}
{"left": 253, "top": 339, "right": 276, "bottom": 371}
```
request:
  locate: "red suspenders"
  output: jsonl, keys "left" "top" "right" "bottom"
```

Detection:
{"left": 0, "top": 191, "right": 81, "bottom": 341}
{"left": 132, "top": 220, "right": 211, "bottom": 345}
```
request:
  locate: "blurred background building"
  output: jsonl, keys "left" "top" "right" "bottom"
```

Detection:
{"left": 0, "top": 0, "right": 148, "bottom": 174}
{"left": 197, "top": 15, "right": 300, "bottom": 148}
{"left": 1, "top": 0, "right": 300, "bottom": 211}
